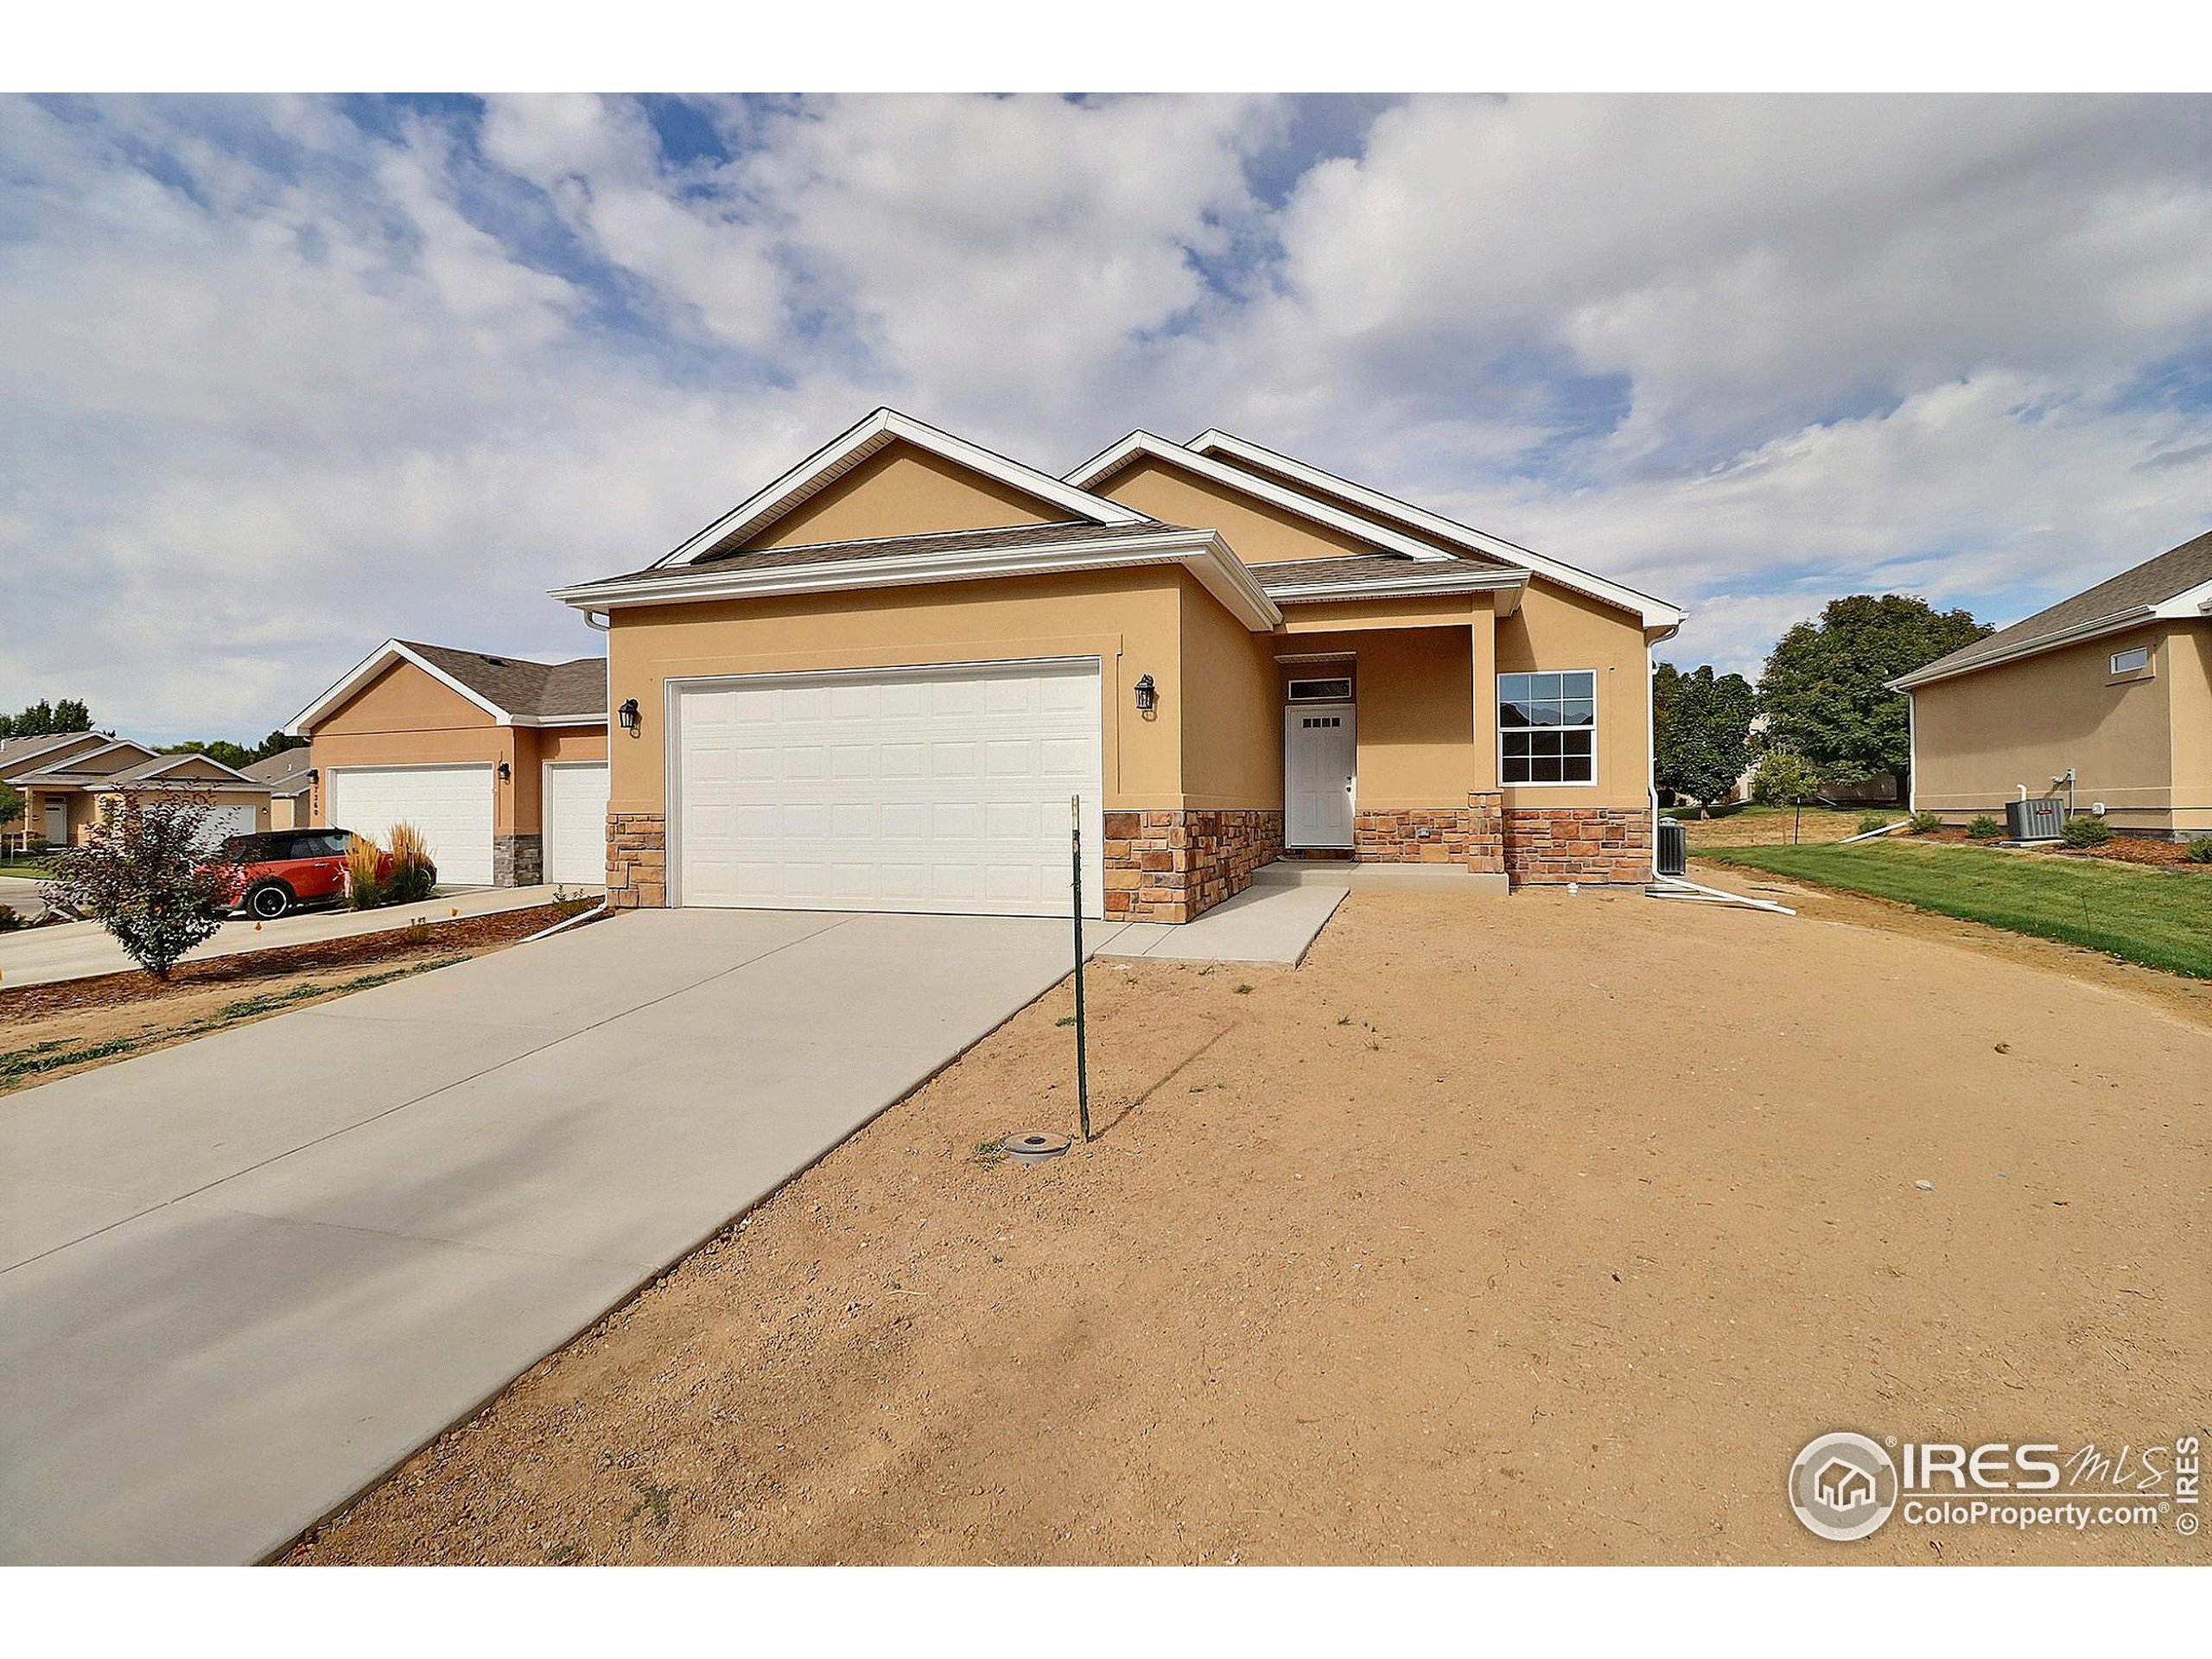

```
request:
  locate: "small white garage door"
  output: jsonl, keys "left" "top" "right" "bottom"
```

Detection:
{"left": 543, "top": 761, "right": 610, "bottom": 886}
{"left": 674, "top": 659, "right": 1104, "bottom": 917}
{"left": 327, "top": 764, "right": 495, "bottom": 887}
{"left": 200, "top": 803, "right": 259, "bottom": 847}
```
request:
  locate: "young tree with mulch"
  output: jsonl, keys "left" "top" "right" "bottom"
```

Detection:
{"left": 39, "top": 790, "right": 243, "bottom": 978}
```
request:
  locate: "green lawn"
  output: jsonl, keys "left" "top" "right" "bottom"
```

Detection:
{"left": 1703, "top": 839, "right": 2212, "bottom": 979}
{"left": 0, "top": 859, "right": 52, "bottom": 879}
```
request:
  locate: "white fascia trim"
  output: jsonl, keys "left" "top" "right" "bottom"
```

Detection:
{"left": 1185, "top": 429, "right": 1688, "bottom": 630}
{"left": 10, "top": 739, "right": 159, "bottom": 785}
{"left": 512, "top": 714, "right": 610, "bottom": 728}
{"left": 654, "top": 408, "right": 1149, "bottom": 569}
{"left": 1067, "top": 431, "right": 1462, "bottom": 565}
{"left": 1266, "top": 569, "right": 1532, "bottom": 604}
{"left": 1887, "top": 606, "right": 2156, "bottom": 691}
{"left": 285, "top": 640, "right": 514, "bottom": 735}
{"left": 556, "top": 528, "right": 1282, "bottom": 632}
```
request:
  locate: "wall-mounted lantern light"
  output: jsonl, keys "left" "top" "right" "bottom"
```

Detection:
{"left": 306, "top": 767, "right": 319, "bottom": 783}
{"left": 498, "top": 761, "right": 512, "bottom": 782}
{"left": 1134, "top": 674, "right": 1157, "bottom": 714}
{"left": 618, "top": 697, "right": 642, "bottom": 734}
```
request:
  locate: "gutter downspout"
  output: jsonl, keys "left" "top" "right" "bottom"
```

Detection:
{"left": 524, "top": 898, "right": 609, "bottom": 944}
{"left": 1649, "top": 874, "right": 1796, "bottom": 916}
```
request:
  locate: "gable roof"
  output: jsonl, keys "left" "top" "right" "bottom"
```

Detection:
{"left": 652, "top": 408, "right": 1151, "bottom": 569}
{"left": 10, "top": 738, "right": 160, "bottom": 785}
{"left": 1892, "top": 528, "right": 2212, "bottom": 690}
{"left": 241, "top": 748, "right": 315, "bottom": 791}
{"left": 95, "top": 752, "right": 271, "bottom": 791}
{"left": 286, "top": 640, "right": 607, "bottom": 736}
{"left": 1183, "top": 429, "right": 1686, "bottom": 632}
{"left": 0, "top": 729, "right": 110, "bottom": 781}
{"left": 1067, "top": 431, "right": 1473, "bottom": 567}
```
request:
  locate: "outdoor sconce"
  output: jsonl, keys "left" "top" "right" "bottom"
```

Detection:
{"left": 306, "top": 767, "right": 319, "bottom": 783}
{"left": 497, "top": 762, "right": 512, "bottom": 781}
{"left": 618, "top": 697, "right": 642, "bottom": 734}
{"left": 1134, "top": 674, "right": 1157, "bottom": 714}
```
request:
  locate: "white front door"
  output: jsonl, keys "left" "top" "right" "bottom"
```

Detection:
{"left": 1285, "top": 703, "right": 1357, "bottom": 848}
{"left": 42, "top": 798, "right": 67, "bottom": 845}
{"left": 543, "top": 761, "right": 611, "bottom": 886}
{"left": 672, "top": 659, "right": 1104, "bottom": 916}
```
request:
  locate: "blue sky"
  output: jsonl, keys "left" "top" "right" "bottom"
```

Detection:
{"left": 2, "top": 93, "right": 2206, "bottom": 741}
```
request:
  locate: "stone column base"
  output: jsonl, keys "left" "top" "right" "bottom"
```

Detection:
{"left": 607, "top": 812, "right": 667, "bottom": 908}
{"left": 493, "top": 833, "right": 543, "bottom": 888}
{"left": 1103, "top": 808, "right": 1284, "bottom": 923}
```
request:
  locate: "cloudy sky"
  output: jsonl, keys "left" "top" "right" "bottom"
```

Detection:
{"left": 2, "top": 92, "right": 2206, "bottom": 742}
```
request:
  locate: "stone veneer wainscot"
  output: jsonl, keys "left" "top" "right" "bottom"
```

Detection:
{"left": 1503, "top": 804, "right": 1651, "bottom": 884}
{"left": 607, "top": 812, "right": 666, "bottom": 908}
{"left": 1102, "top": 809, "right": 1283, "bottom": 924}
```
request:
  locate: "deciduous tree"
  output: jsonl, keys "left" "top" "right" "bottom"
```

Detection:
{"left": 39, "top": 791, "right": 241, "bottom": 977}
{"left": 1654, "top": 664, "right": 1757, "bottom": 814}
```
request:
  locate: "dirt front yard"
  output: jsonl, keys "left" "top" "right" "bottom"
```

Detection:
{"left": 289, "top": 888, "right": 2209, "bottom": 1567}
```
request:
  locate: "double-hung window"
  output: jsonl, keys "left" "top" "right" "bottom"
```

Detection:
{"left": 1499, "top": 671, "right": 1597, "bottom": 785}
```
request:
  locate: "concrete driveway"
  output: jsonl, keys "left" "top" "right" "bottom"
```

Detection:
{"left": 0, "top": 882, "right": 590, "bottom": 989}
{"left": 0, "top": 906, "right": 1134, "bottom": 1564}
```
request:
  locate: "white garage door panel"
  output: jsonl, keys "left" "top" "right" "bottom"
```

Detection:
{"left": 327, "top": 766, "right": 493, "bottom": 887}
{"left": 676, "top": 660, "right": 1104, "bottom": 917}
{"left": 543, "top": 762, "right": 611, "bottom": 886}
{"left": 200, "top": 804, "right": 259, "bottom": 848}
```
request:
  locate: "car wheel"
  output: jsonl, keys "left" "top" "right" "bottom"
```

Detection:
{"left": 245, "top": 880, "right": 293, "bottom": 920}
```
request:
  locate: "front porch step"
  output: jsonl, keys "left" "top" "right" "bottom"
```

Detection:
{"left": 1251, "top": 860, "right": 1510, "bottom": 894}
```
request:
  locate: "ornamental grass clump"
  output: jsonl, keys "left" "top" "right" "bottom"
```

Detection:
{"left": 385, "top": 821, "right": 437, "bottom": 904}
{"left": 344, "top": 834, "right": 387, "bottom": 909}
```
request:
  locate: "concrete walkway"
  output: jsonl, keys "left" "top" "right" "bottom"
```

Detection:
{"left": 1103, "top": 882, "right": 1346, "bottom": 966}
{"left": 0, "top": 907, "right": 1135, "bottom": 1565}
{"left": 0, "top": 883, "right": 590, "bottom": 990}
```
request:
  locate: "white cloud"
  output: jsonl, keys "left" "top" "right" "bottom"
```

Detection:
{"left": 0, "top": 93, "right": 2203, "bottom": 738}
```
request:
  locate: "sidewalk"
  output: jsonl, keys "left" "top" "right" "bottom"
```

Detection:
{"left": 0, "top": 885, "right": 594, "bottom": 990}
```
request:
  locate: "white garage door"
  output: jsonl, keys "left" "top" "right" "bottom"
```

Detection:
{"left": 200, "top": 804, "right": 259, "bottom": 848}
{"left": 543, "top": 761, "right": 610, "bottom": 886}
{"left": 327, "top": 764, "right": 495, "bottom": 887}
{"left": 674, "top": 660, "right": 1104, "bottom": 917}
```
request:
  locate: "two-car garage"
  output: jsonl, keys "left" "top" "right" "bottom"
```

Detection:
{"left": 326, "top": 765, "right": 498, "bottom": 887}
{"left": 670, "top": 659, "right": 1105, "bottom": 918}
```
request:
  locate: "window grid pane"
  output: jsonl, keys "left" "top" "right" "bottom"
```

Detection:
{"left": 1500, "top": 671, "right": 1597, "bottom": 784}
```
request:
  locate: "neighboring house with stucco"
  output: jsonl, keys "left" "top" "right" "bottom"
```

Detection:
{"left": 548, "top": 408, "right": 1684, "bottom": 921}
{"left": 285, "top": 640, "right": 609, "bottom": 887}
{"left": 1893, "top": 530, "right": 2212, "bottom": 840}
{"left": 1, "top": 732, "right": 275, "bottom": 849}
{"left": 241, "top": 747, "right": 315, "bottom": 830}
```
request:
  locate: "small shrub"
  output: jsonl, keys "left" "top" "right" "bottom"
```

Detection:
{"left": 344, "top": 834, "right": 386, "bottom": 909}
{"left": 1967, "top": 815, "right": 2004, "bottom": 841}
{"left": 2183, "top": 836, "right": 2212, "bottom": 865}
{"left": 1856, "top": 814, "right": 1891, "bottom": 835}
{"left": 1908, "top": 810, "right": 1945, "bottom": 835}
{"left": 1748, "top": 748, "right": 1821, "bottom": 805}
{"left": 38, "top": 791, "right": 243, "bottom": 978}
{"left": 0, "top": 905, "right": 25, "bottom": 932}
{"left": 2060, "top": 815, "right": 2113, "bottom": 848}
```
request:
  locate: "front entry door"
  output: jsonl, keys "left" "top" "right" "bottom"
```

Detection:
{"left": 42, "top": 798, "right": 67, "bottom": 847}
{"left": 1285, "top": 703, "right": 1357, "bottom": 848}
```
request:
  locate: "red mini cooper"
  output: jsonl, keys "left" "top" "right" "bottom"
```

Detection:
{"left": 207, "top": 829, "right": 390, "bottom": 919}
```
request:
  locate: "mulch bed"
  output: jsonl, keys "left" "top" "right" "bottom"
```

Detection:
{"left": 0, "top": 902, "right": 592, "bottom": 1025}
{"left": 1900, "top": 827, "right": 2208, "bottom": 871}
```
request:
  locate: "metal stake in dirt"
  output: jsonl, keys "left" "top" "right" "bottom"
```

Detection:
{"left": 1793, "top": 795, "right": 1802, "bottom": 845}
{"left": 1070, "top": 794, "right": 1091, "bottom": 1143}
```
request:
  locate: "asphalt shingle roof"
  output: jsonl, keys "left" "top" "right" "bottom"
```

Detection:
{"left": 582, "top": 519, "right": 1182, "bottom": 588}
{"left": 397, "top": 642, "right": 608, "bottom": 720}
{"left": 0, "top": 731, "right": 108, "bottom": 779}
{"left": 1251, "top": 553, "right": 1491, "bottom": 592}
{"left": 1910, "top": 528, "right": 2212, "bottom": 682}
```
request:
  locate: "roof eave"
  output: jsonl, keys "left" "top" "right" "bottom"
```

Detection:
{"left": 1889, "top": 606, "right": 2158, "bottom": 692}
{"left": 554, "top": 528, "right": 1282, "bottom": 632}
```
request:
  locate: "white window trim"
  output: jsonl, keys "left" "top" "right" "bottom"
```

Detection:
{"left": 2109, "top": 645, "right": 2152, "bottom": 676}
{"left": 1498, "top": 669, "right": 1600, "bottom": 789}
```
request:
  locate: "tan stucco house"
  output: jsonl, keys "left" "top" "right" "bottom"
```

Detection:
{"left": 1, "top": 732, "right": 273, "bottom": 848}
{"left": 550, "top": 409, "right": 1684, "bottom": 922}
{"left": 286, "top": 639, "right": 609, "bottom": 887}
{"left": 1894, "top": 530, "right": 2212, "bottom": 839}
{"left": 241, "top": 747, "right": 315, "bottom": 829}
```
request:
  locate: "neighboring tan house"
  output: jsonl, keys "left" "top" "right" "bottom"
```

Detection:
{"left": 241, "top": 747, "right": 315, "bottom": 830}
{"left": 1, "top": 734, "right": 273, "bottom": 848}
{"left": 285, "top": 640, "right": 610, "bottom": 887}
{"left": 549, "top": 408, "right": 1683, "bottom": 921}
{"left": 1894, "top": 530, "right": 2212, "bottom": 840}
